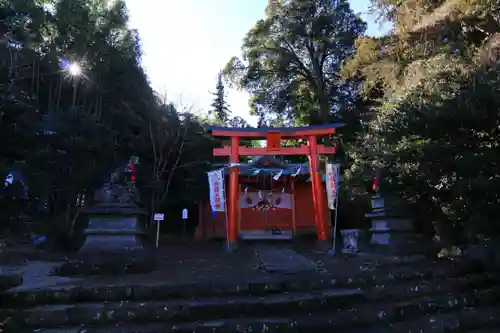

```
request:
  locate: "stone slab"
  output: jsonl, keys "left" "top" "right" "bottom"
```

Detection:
{"left": 254, "top": 245, "right": 317, "bottom": 274}
{"left": 239, "top": 230, "right": 293, "bottom": 240}
{"left": 84, "top": 203, "right": 146, "bottom": 216}
{"left": 0, "top": 272, "right": 22, "bottom": 292}
{"left": 14, "top": 290, "right": 499, "bottom": 333}
{"left": 80, "top": 214, "right": 146, "bottom": 254}
{"left": 2, "top": 261, "right": 76, "bottom": 292}
{"left": 79, "top": 234, "right": 145, "bottom": 252}
{"left": 4, "top": 288, "right": 363, "bottom": 330}
{"left": 55, "top": 249, "right": 156, "bottom": 276}
{"left": 86, "top": 216, "right": 142, "bottom": 231}
{"left": 371, "top": 218, "right": 413, "bottom": 231}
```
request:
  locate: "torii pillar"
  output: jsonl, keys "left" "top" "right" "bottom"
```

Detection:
{"left": 208, "top": 124, "right": 343, "bottom": 252}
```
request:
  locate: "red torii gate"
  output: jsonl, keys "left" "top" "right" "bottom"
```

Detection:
{"left": 207, "top": 123, "right": 343, "bottom": 251}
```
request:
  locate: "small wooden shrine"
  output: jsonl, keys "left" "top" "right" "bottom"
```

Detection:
{"left": 195, "top": 124, "right": 343, "bottom": 249}
{"left": 195, "top": 156, "right": 331, "bottom": 240}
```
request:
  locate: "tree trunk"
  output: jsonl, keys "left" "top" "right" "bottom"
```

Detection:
{"left": 319, "top": 94, "right": 330, "bottom": 124}
{"left": 318, "top": 91, "right": 335, "bottom": 162}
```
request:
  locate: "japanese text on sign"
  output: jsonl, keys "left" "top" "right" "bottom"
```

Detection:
{"left": 208, "top": 169, "right": 225, "bottom": 212}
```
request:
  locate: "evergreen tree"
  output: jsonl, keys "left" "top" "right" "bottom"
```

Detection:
{"left": 209, "top": 72, "right": 231, "bottom": 124}
{"left": 344, "top": 0, "right": 500, "bottom": 240}
{"left": 0, "top": 0, "right": 216, "bottom": 239}
{"left": 223, "top": 0, "right": 366, "bottom": 126}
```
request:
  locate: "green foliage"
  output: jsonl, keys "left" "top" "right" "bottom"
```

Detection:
{"left": 136, "top": 100, "right": 217, "bottom": 215}
{"left": 209, "top": 72, "right": 231, "bottom": 124}
{"left": 224, "top": 0, "right": 366, "bottom": 127}
{"left": 0, "top": 0, "right": 215, "bottom": 240}
{"left": 346, "top": 0, "right": 500, "bottom": 241}
{"left": 206, "top": 74, "right": 259, "bottom": 153}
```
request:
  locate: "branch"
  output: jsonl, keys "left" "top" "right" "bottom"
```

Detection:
{"left": 159, "top": 121, "right": 181, "bottom": 176}
{"left": 157, "top": 123, "right": 166, "bottom": 175}
{"left": 320, "top": 48, "right": 335, "bottom": 70}
{"left": 157, "top": 121, "right": 189, "bottom": 207}
{"left": 175, "top": 160, "right": 205, "bottom": 169}
{"left": 267, "top": 41, "right": 318, "bottom": 89}
{"left": 307, "top": 41, "right": 327, "bottom": 92}
{"left": 149, "top": 120, "right": 158, "bottom": 176}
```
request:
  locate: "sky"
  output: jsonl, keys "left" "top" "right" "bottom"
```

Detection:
{"left": 124, "top": 0, "right": 391, "bottom": 126}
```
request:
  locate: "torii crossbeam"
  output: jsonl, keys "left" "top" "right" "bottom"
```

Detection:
{"left": 207, "top": 123, "right": 344, "bottom": 251}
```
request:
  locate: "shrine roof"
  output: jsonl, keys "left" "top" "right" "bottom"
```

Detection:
{"left": 214, "top": 160, "right": 325, "bottom": 180}
{"left": 247, "top": 156, "right": 288, "bottom": 169}
{"left": 211, "top": 165, "right": 328, "bottom": 182}
{"left": 206, "top": 123, "right": 345, "bottom": 138}
{"left": 239, "top": 163, "right": 327, "bottom": 182}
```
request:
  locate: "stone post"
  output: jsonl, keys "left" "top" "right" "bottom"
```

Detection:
{"left": 56, "top": 162, "right": 155, "bottom": 276}
{"left": 81, "top": 202, "right": 147, "bottom": 252}
{"left": 365, "top": 194, "right": 424, "bottom": 255}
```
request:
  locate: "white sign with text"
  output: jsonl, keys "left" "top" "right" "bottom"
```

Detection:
{"left": 153, "top": 213, "right": 164, "bottom": 221}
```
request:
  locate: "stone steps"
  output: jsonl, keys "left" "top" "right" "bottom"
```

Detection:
{"left": 363, "top": 274, "right": 496, "bottom": 300}
{"left": 0, "top": 270, "right": 22, "bottom": 292}
{"left": 2, "top": 277, "right": 341, "bottom": 307}
{"left": 3, "top": 288, "right": 359, "bottom": 330}
{"left": 18, "top": 292, "right": 500, "bottom": 332}
{"left": 2, "top": 259, "right": 479, "bottom": 308}
{"left": 2, "top": 258, "right": 498, "bottom": 332}
{"left": 334, "top": 259, "right": 480, "bottom": 287}
{"left": 378, "top": 306, "right": 500, "bottom": 332}
{"left": 4, "top": 278, "right": 499, "bottom": 331}
{"left": 2, "top": 270, "right": 491, "bottom": 309}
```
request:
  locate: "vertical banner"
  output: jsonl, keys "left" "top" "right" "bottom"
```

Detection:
{"left": 208, "top": 169, "right": 226, "bottom": 212}
{"left": 372, "top": 168, "right": 381, "bottom": 192}
{"left": 325, "top": 163, "right": 340, "bottom": 210}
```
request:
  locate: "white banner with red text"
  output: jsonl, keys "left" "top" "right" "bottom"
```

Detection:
{"left": 325, "top": 163, "right": 340, "bottom": 210}
{"left": 207, "top": 169, "right": 226, "bottom": 212}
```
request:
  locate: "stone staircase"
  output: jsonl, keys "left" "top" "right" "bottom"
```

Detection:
{"left": 1, "top": 257, "right": 500, "bottom": 332}
{"left": 0, "top": 268, "right": 22, "bottom": 294}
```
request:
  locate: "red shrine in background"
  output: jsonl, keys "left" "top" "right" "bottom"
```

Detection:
{"left": 202, "top": 124, "right": 343, "bottom": 250}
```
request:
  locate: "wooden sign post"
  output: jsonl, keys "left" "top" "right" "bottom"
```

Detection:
{"left": 154, "top": 213, "right": 164, "bottom": 248}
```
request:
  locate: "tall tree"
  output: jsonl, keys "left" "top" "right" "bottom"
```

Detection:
{"left": 224, "top": 0, "right": 366, "bottom": 126}
{"left": 227, "top": 116, "right": 249, "bottom": 128}
{"left": 137, "top": 97, "right": 215, "bottom": 225}
{"left": 0, "top": 0, "right": 216, "bottom": 242}
{"left": 209, "top": 72, "right": 231, "bottom": 124}
{"left": 344, "top": 0, "right": 500, "bottom": 241}
{"left": 0, "top": 0, "right": 154, "bottom": 235}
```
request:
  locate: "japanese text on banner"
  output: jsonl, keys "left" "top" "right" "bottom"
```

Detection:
{"left": 208, "top": 169, "right": 226, "bottom": 212}
{"left": 325, "top": 163, "right": 340, "bottom": 210}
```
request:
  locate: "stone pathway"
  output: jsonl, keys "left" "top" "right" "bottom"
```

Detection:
{"left": 254, "top": 245, "right": 318, "bottom": 274}
{"left": 2, "top": 261, "right": 76, "bottom": 292}
{"left": 2, "top": 243, "right": 500, "bottom": 332}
